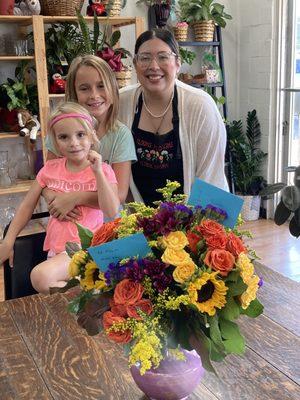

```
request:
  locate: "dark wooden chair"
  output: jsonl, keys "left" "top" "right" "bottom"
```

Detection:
{"left": 3, "top": 212, "right": 49, "bottom": 300}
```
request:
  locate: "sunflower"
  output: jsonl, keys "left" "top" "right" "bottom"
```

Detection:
{"left": 187, "top": 272, "right": 228, "bottom": 316}
{"left": 80, "top": 261, "right": 107, "bottom": 291}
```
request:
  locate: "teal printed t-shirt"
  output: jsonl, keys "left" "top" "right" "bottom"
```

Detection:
{"left": 45, "top": 121, "right": 137, "bottom": 165}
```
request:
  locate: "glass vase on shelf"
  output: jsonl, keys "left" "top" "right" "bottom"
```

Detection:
{"left": 17, "top": 143, "right": 34, "bottom": 180}
{"left": 0, "top": 151, "right": 12, "bottom": 188}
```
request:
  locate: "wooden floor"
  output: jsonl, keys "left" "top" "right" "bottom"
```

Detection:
{"left": 0, "top": 219, "right": 299, "bottom": 302}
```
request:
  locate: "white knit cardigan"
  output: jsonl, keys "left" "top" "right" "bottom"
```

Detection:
{"left": 119, "top": 79, "right": 229, "bottom": 202}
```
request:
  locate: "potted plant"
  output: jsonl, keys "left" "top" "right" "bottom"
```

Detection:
{"left": 227, "top": 110, "right": 267, "bottom": 221}
{"left": 0, "top": 61, "right": 38, "bottom": 132}
{"left": 178, "top": 0, "right": 232, "bottom": 41}
{"left": 259, "top": 166, "right": 300, "bottom": 238}
{"left": 76, "top": 12, "right": 132, "bottom": 87}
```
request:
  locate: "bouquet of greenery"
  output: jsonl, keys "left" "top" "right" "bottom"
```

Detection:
{"left": 63, "top": 181, "right": 263, "bottom": 374}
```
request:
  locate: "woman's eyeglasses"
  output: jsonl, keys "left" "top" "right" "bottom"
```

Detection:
{"left": 135, "top": 51, "right": 177, "bottom": 68}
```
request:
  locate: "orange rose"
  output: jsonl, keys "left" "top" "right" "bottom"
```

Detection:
{"left": 103, "top": 311, "right": 132, "bottom": 343}
{"left": 196, "top": 220, "right": 225, "bottom": 239}
{"left": 109, "top": 298, "right": 128, "bottom": 317}
{"left": 187, "top": 231, "right": 201, "bottom": 253}
{"left": 114, "top": 279, "right": 144, "bottom": 306}
{"left": 226, "top": 232, "right": 247, "bottom": 257}
{"left": 91, "top": 218, "right": 121, "bottom": 246}
{"left": 204, "top": 249, "right": 235, "bottom": 276}
{"left": 206, "top": 233, "right": 227, "bottom": 250}
{"left": 126, "top": 299, "right": 153, "bottom": 320}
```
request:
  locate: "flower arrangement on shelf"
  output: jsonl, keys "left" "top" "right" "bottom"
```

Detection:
{"left": 60, "top": 180, "right": 264, "bottom": 387}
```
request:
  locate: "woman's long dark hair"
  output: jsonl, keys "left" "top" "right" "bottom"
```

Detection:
{"left": 134, "top": 29, "right": 180, "bottom": 57}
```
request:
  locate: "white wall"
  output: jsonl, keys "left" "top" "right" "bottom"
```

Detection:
{"left": 237, "top": 0, "right": 278, "bottom": 178}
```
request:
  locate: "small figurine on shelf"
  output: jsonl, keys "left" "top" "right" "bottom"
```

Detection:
{"left": 49, "top": 73, "right": 66, "bottom": 94}
{"left": 17, "top": 108, "right": 40, "bottom": 143}
{"left": 86, "top": 0, "right": 107, "bottom": 16}
{"left": 14, "top": 0, "right": 41, "bottom": 15}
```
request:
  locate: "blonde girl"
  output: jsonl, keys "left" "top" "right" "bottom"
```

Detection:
{"left": 0, "top": 102, "right": 120, "bottom": 294}
{"left": 44, "top": 55, "right": 136, "bottom": 221}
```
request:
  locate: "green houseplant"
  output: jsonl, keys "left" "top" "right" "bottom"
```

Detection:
{"left": 259, "top": 166, "right": 300, "bottom": 238}
{"left": 227, "top": 110, "right": 267, "bottom": 221}
{"left": 178, "top": 0, "right": 232, "bottom": 41}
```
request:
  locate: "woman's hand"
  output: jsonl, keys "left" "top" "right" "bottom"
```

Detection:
{"left": 0, "top": 241, "right": 14, "bottom": 267}
{"left": 87, "top": 150, "right": 103, "bottom": 173}
{"left": 48, "top": 192, "right": 82, "bottom": 221}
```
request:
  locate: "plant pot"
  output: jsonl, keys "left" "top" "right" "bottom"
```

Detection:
{"left": 153, "top": 4, "right": 171, "bottom": 28}
{"left": 239, "top": 195, "right": 261, "bottom": 221}
{"left": 39, "top": 0, "right": 84, "bottom": 16}
{"left": 0, "top": 0, "right": 14, "bottom": 15}
{"left": 130, "top": 349, "right": 204, "bottom": 400}
{"left": 114, "top": 68, "right": 132, "bottom": 88}
{"left": 102, "top": 0, "right": 122, "bottom": 17}
{"left": 193, "top": 20, "right": 215, "bottom": 42}
{"left": 173, "top": 25, "right": 189, "bottom": 42}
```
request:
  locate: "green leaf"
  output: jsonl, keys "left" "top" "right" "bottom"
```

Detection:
{"left": 76, "top": 10, "right": 92, "bottom": 54}
{"left": 225, "top": 270, "right": 240, "bottom": 283}
{"left": 189, "top": 330, "right": 216, "bottom": 373}
{"left": 208, "top": 315, "right": 225, "bottom": 353}
{"left": 210, "top": 341, "right": 226, "bottom": 362}
{"left": 219, "top": 319, "right": 245, "bottom": 355}
{"left": 109, "top": 30, "right": 121, "bottom": 47}
{"left": 76, "top": 223, "right": 93, "bottom": 249}
{"left": 219, "top": 296, "right": 241, "bottom": 321}
{"left": 241, "top": 298, "right": 264, "bottom": 318}
{"left": 226, "top": 276, "right": 247, "bottom": 297}
{"left": 93, "top": 13, "right": 100, "bottom": 52}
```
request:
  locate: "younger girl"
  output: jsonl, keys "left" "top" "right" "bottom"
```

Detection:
{"left": 0, "top": 102, "right": 120, "bottom": 294}
{"left": 44, "top": 55, "right": 137, "bottom": 222}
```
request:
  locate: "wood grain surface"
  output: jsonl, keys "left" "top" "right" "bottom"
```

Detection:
{"left": 0, "top": 262, "right": 299, "bottom": 400}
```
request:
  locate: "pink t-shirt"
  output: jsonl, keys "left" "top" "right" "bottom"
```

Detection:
{"left": 36, "top": 158, "right": 117, "bottom": 253}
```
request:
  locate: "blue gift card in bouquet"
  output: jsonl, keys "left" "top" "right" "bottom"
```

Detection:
{"left": 188, "top": 178, "right": 244, "bottom": 228}
{"left": 88, "top": 233, "right": 152, "bottom": 272}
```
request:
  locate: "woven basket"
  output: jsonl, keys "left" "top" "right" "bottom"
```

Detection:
{"left": 39, "top": 0, "right": 84, "bottom": 16}
{"left": 102, "top": 0, "right": 122, "bottom": 17}
{"left": 239, "top": 195, "right": 261, "bottom": 221}
{"left": 193, "top": 20, "right": 215, "bottom": 42}
{"left": 173, "top": 25, "right": 188, "bottom": 42}
{"left": 114, "top": 68, "right": 132, "bottom": 88}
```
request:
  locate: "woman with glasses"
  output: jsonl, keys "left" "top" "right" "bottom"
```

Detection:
{"left": 119, "top": 29, "right": 228, "bottom": 206}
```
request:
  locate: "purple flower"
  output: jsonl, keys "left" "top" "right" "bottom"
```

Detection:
{"left": 104, "top": 261, "right": 127, "bottom": 286}
{"left": 258, "top": 276, "right": 264, "bottom": 287}
{"left": 143, "top": 258, "right": 172, "bottom": 292}
{"left": 124, "top": 259, "right": 145, "bottom": 282}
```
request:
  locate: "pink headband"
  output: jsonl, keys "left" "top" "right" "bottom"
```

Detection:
{"left": 49, "top": 113, "right": 94, "bottom": 128}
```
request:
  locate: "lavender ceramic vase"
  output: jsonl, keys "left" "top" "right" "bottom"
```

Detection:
{"left": 130, "top": 350, "right": 204, "bottom": 400}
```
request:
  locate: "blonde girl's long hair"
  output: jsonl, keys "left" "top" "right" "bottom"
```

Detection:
{"left": 48, "top": 102, "right": 99, "bottom": 156}
{"left": 65, "top": 54, "right": 119, "bottom": 133}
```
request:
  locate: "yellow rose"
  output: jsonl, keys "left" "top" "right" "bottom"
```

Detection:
{"left": 162, "top": 248, "right": 192, "bottom": 267}
{"left": 173, "top": 261, "right": 196, "bottom": 283}
{"left": 240, "top": 274, "right": 260, "bottom": 309}
{"left": 68, "top": 260, "right": 80, "bottom": 278}
{"left": 236, "top": 253, "right": 254, "bottom": 284}
{"left": 161, "top": 231, "right": 189, "bottom": 251}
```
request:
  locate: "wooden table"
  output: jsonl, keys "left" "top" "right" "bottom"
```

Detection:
{"left": 0, "top": 263, "right": 299, "bottom": 400}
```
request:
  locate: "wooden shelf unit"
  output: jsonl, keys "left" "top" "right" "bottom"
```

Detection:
{"left": 0, "top": 180, "right": 33, "bottom": 196}
{"left": 0, "top": 15, "right": 145, "bottom": 195}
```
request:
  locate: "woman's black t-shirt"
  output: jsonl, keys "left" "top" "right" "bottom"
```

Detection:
{"left": 131, "top": 87, "right": 184, "bottom": 206}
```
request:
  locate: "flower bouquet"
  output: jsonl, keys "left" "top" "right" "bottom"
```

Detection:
{"left": 62, "top": 181, "right": 263, "bottom": 398}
